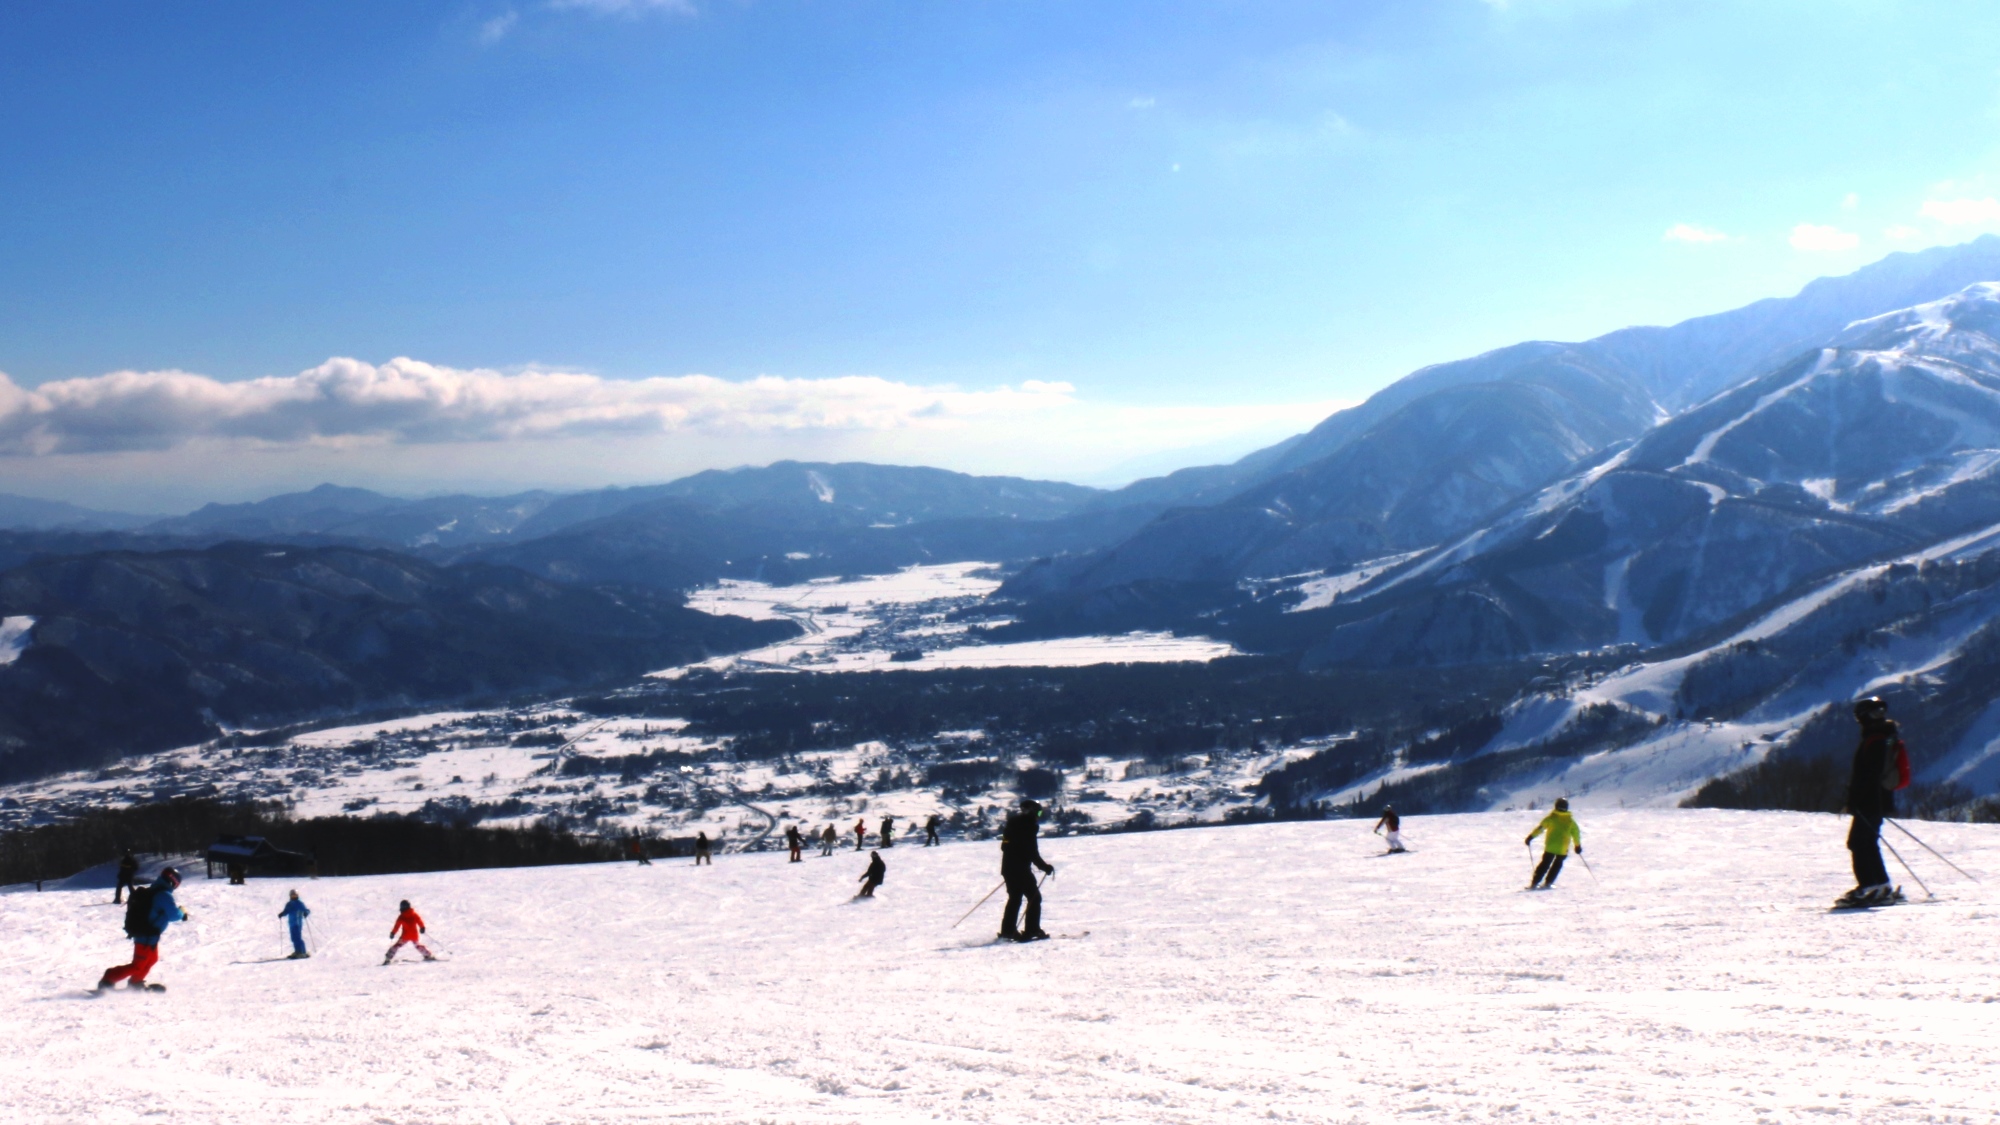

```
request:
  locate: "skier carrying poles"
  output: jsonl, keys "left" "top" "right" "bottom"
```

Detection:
{"left": 1524, "top": 798, "right": 1582, "bottom": 890}
{"left": 997, "top": 797, "right": 1056, "bottom": 941}
{"left": 1836, "top": 696, "right": 1910, "bottom": 908}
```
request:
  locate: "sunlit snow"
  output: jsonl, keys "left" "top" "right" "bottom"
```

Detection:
{"left": 3, "top": 810, "right": 1996, "bottom": 1121}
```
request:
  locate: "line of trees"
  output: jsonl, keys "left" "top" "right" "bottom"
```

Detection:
{"left": 0, "top": 798, "right": 624, "bottom": 886}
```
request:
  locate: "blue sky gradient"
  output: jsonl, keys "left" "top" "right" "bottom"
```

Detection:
{"left": 6, "top": 1, "right": 2000, "bottom": 507}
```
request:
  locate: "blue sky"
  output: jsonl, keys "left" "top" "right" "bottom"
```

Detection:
{"left": 7, "top": 0, "right": 2000, "bottom": 509}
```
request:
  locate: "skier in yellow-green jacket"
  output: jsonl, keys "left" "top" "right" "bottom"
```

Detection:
{"left": 1524, "top": 798, "right": 1582, "bottom": 889}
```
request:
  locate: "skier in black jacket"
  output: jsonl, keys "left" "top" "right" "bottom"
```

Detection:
{"left": 1840, "top": 696, "right": 1902, "bottom": 907}
{"left": 999, "top": 797, "right": 1056, "bottom": 941}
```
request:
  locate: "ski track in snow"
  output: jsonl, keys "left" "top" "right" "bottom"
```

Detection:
{"left": 5, "top": 810, "right": 2000, "bottom": 1123}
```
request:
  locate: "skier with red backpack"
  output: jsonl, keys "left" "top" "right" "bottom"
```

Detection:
{"left": 96, "top": 867, "right": 188, "bottom": 993}
{"left": 1838, "top": 696, "right": 1911, "bottom": 908}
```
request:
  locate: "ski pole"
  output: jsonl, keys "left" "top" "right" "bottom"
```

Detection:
{"left": 952, "top": 880, "right": 1005, "bottom": 929}
{"left": 1575, "top": 852, "right": 1599, "bottom": 885}
{"left": 1886, "top": 819, "right": 1982, "bottom": 883}
{"left": 1881, "top": 838, "right": 1934, "bottom": 901}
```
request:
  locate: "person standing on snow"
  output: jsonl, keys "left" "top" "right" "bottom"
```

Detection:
{"left": 853, "top": 818, "right": 867, "bottom": 851}
{"left": 97, "top": 867, "right": 188, "bottom": 992}
{"left": 999, "top": 798, "right": 1056, "bottom": 941}
{"left": 1840, "top": 696, "right": 1908, "bottom": 906}
{"left": 279, "top": 890, "right": 312, "bottom": 959}
{"left": 879, "top": 815, "right": 895, "bottom": 848}
{"left": 1524, "top": 799, "right": 1582, "bottom": 889}
{"left": 924, "top": 814, "right": 941, "bottom": 847}
{"left": 1373, "top": 806, "right": 1406, "bottom": 853}
{"left": 785, "top": 825, "right": 804, "bottom": 862}
{"left": 694, "top": 832, "right": 713, "bottom": 866}
{"left": 820, "top": 824, "right": 838, "bottom": 857}
{"left": 628, "top": 837, "right": 653, "bottom": 866}
{"left": 383, "top": 899, "right": 436, "bottom": 964}
{"left": 857, "top": 850, "right": 886, "bottom": 898}
{"left": 113, "top": 849, "right": 139, "bottom": 905}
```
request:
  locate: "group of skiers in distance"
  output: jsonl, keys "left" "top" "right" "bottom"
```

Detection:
{"left": 83, "top": 695, "right": 1921, "bottom": 989}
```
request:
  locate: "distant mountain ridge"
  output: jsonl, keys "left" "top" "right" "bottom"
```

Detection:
{"left": 1004, "top": 235, "right": 2000, "bottom": 622}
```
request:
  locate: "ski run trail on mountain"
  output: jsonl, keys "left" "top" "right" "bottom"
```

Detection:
{"left": 4, "top": 809, "right": 2000, "bottom": 1124}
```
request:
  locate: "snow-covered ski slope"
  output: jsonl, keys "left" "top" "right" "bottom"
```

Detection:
{"left": 5, "top": 809, "right": 1999, "bottom": 1123}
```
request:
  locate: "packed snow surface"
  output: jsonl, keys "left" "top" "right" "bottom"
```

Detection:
{"left": 5, "top": 810, "right": 1999, "bottom": 1122}
{"left": 0, "top": 615, "right": 31, "bottom": 665}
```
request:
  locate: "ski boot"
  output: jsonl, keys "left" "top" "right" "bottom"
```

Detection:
{"left": 287, "top": 951, "right": 310, "bottom": 960}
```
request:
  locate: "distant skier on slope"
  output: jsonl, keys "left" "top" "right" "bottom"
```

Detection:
{"left": 1524, "top": 799, "right": 1582, "bottom": 889}
{"left": 629, "top": 837, "right": 652, "bottom": 866}
{"left": 96, "top": 867, "right": 188, "bottom": 992}
{"left": 880, "top": 815, "right": 895, "bottom": 848}
{"left": 113, "top": 849, "right": 139, "bottom": 905}
{"left": 853, "top": 818, "right": 867, "bottom": 851}
{"left": 694, "top": 832, "right": 713, "bottom": 866}
{"left": 279, "top": 890, "right": 312, "bottom": 959}
{"left": 383, "top": 900, "right": 436, "bottom": 965}
{"left": 820, "top": 824, "right": 838, "bottom": 857}
{"left": 924, "top": 814, "right": 941, "bottom": 847}
{"left": 786, "top": 825, "right": 804, "bottom": 863}
{"left": 999, "top": 797, "right": 1056, "bottom": 941}
{"left": 1838, "top": 696, "right": 1909, "bottom": 908}
{"left": 857, "top": 850, "right": 886, "bottom": 898}
{"left": 1373, "top": 806, "right": 1406, "bottom": 854}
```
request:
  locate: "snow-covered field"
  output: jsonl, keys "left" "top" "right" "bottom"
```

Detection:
{"left": 674, "top": 562, "right": 1239, "bottom": 675}
{"left": 5, "top": 809, "right": 1999, "bottom": 1123}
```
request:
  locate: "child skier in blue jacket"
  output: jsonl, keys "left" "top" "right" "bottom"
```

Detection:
{"left": 279, "top": 890, "right": 311, "bottom": 959}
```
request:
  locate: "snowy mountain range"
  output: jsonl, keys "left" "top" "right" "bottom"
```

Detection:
{"left": 14, "top": 239, "right": 2000, "bottom": 821}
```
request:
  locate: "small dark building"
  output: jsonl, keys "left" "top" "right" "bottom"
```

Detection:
{"left": 203, "top": 835, "right": 310, "bottom": 881}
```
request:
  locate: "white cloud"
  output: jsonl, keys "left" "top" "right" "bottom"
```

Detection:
{"left": 1788, "top": 223, "right": 1859, "bottom": 252}
{"left": 1884, "top": 224, "right": 1924, "bottom": 242}
{"left": 478, "top": 10, "right": 519, "bottom": 44}
{"left": 0, "top": 361, "right": 1348, "bottom": 509}
{"left": 0, "top": 359, "right": 1082, "bottom": 457}
{"left": 1662, "top": 223, "right": 1729, "bottom": 244}
{"left": 1128, "top": 97, "right": 1156, "bottom": 110}
{"left": 1842, "top": 192, "right": 1860, "bottom": 211}
{"left": 1919, "top": 197, "right": 2000, "bottom": 227}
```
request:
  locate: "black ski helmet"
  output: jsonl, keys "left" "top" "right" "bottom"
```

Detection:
{"left": 159, "top": 866, "right": 181, "bottom": 889}
{"left": 1553, "top": 797, "right": 1570, "bottom": 812}
{"left": 1853, "top": 696, "right": 1888, "bottom": 722}
{"left": 1019, "top": 798, "right": 1042, "bottom": 814}
{"left": 399, "top": 899, "right": 411, "bottom": 911}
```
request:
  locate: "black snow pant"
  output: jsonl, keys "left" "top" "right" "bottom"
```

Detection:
{"left": 1000, "top": 867, "right": 1042, "bottom": 937}
{"left": 925, "top": 827, "right": 939, "bottom": 846}
{"left": 1531, "top": 852, "right": 1566, "bottom": 888}
{"left": 1849, "top": 813, "right": 1890, "bottom": 887}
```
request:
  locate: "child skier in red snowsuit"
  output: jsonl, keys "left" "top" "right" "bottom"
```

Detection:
{"left": 383, "top": 899, "right": 436, "bottom": 965}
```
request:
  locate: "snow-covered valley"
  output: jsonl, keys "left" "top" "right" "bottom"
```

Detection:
{"left": 4, "top": 809, "right": 1998, "bottom": 1123}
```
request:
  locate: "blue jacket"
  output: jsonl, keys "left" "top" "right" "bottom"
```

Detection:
{"left": 279, "top": 899, "right": 310, "bottom": 925}
{"left": 145, "top": 878, "right": 185, "bottom": 939}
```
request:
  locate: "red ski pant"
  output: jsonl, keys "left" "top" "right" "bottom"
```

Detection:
{"left": 102, "top": 941, "right": 160, "bottom": 984}
{"left": 385, "top": 938, "right": 433, "bottom": 960}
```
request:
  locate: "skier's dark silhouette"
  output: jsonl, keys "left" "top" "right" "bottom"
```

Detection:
{"left": 786, "top": 825, "right": 804, "bottom": 863}
{"left": 857, "top": 851, "right": 886, "bottom": 898}
{"left": 1842, "top": 697, "right": 1902, "bottom": 905}
{"left": 999, "top": 798, "right": 1056, "bottom": 941}
{"left": 924, "top": 814, "right": 941, "bottom": 847}
{"left": 113, "top": 850, "right": 138, "bottom": 905}
{"left": 879, "top": 815, "right": 895, "bottom": 848}
{"left": 694, "top": 832, "right": 713, "bottom": 866}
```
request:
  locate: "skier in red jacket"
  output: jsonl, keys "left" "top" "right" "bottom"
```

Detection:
{"left": 383, "top": 900, "right": 436, "bottom": 965}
